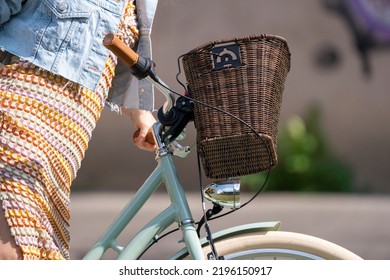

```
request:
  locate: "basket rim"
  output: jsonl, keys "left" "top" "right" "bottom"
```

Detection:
{"left": 184, "top": 34, "right": 291, "bottom": 55}
{"left": 182, "top": 34, "right": 291, "bottom": 72}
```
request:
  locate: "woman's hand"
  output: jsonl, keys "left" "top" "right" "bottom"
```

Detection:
{"left": 122, "top": 108, "right": 157, "bottom": 151}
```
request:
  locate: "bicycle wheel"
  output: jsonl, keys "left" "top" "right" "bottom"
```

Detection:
{"left": 180, "top": 231, "right": 362, "bottom": 260}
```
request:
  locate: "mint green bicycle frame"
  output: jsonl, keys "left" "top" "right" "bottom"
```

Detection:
{"left": 83, "top": 141, "right": 204, "bottom": 260}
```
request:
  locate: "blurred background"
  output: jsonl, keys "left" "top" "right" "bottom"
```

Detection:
{"left": 72, "top": 0, "right": 390, "bottom": 194}
{"left": 69, "top": 0, "right": 390, "bottom": 260}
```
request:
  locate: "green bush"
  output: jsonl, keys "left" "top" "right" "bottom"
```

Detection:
{"left": 242, "top": 104, "right": 354, "bottom": 192}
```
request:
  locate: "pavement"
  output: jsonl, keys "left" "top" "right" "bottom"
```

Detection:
{"left": 68, "top": 192, "right": 390, "bottom": 260}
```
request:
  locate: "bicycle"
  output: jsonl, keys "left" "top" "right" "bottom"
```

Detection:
{"left": 81, "top": 33, "right": 362, "bottom": 260}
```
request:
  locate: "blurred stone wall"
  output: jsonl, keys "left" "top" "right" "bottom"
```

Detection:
{"left": 72, "top": 0, "right": 390, "bottom": 193}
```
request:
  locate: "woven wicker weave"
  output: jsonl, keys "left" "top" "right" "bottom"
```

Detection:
{"left": 182, "top": 34, "right": 291, "bottom": 179}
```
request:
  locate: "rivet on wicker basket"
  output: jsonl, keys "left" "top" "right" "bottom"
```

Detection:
{"left": 182, "top": 34, "right": 291, "bottom": 179}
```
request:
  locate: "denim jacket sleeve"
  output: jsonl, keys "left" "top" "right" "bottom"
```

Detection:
{"left": 0, "top": 0, "right": 24, "bottom": 25}
{"left": 107, "top": 0, "right": 158, "bottom": 112}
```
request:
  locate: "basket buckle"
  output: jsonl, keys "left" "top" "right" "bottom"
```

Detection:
{"left": 211, "top": 43, "right": 242, "bottom": 70}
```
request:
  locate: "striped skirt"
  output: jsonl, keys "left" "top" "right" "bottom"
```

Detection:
{"left": 0, "top": 1, "right": 137, "bottom": 260}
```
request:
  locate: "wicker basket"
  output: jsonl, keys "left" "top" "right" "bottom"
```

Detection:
{"left": 182, "top": 34, "right": 291, "bottom": 179}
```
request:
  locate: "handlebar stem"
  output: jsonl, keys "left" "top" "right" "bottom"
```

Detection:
{"left": 152, "top": 122, "right": 170, "bottom": 158}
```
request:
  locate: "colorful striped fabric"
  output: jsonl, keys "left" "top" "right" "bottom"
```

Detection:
{"left": 0, "top": 0, "right": 137, "bottom": 260}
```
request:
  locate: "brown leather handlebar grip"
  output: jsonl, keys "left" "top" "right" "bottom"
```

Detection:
{"left": 103, "top": 32, "right": 139, "bottom": 67}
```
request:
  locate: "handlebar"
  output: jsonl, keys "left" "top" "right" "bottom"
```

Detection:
{"left": 103, "top": 33, "right": 193, "bottom": 149}
{"left": 103, "top": 33, "right": 175, "bottom": 116}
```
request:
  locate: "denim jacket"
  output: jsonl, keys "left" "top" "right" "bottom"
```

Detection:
{"left": 0, "top": 0, "right": 158, "bottom": 111}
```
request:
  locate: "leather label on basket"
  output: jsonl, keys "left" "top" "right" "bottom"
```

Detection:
{"left": 211, "top": 43, "right": 242, "bottom": 70}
